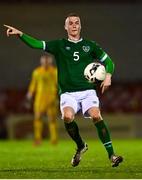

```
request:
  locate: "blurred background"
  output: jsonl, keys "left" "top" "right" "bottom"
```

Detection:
{"left": 0, "top": 0, "right": 141, "bottom": 141}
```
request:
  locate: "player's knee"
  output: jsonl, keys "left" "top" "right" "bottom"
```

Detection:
{"left": 63, "top": 112, "right": 74, "bottom": 123}
{"left": 92, "top": 113, "right": 101, "bottom": 123}
{"left": 88, "top": 108, "right": 102, "bottom": 123}
{"left": 34, "top": 112, "right": 41, "bottom": 120}
{"left": 90, "top": 111, "right": 102, "bottom": 122}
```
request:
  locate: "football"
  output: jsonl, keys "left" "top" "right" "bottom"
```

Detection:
{"left": 84, "top": 62, "right": 106, "bottom": 83}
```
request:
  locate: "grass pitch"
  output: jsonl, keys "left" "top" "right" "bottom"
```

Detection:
{"left": 0, "top": 139, "right": 142, "bottom": 179}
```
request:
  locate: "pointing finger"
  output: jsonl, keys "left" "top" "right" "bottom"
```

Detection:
{"left": 4, "top": 24, "right": 13, "bottom": 29}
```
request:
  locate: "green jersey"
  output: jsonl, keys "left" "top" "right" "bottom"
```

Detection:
{"left": 20, "top": 34, "right": 115, "bottom": 94}
{"left": 44, "top": 38, "right": 107, "bottom": 93}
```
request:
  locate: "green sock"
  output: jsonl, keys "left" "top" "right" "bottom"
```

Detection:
{"left": 95, "top": 120, "right": 114, "bottom": 158}
{"left": 64, "top": 121, "right": 84, "bottom": 149}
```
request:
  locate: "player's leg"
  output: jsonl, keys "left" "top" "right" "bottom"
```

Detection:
{"left": 33, "top": 111, "right": 43, "bottom": 145}
{"left": 47, "top": 101, "right": 58, "bottom": 145}
{"left": 60, "top": 93, "right": 88, "bottom": 166}
{"left": 63, "top": 106, "right": 88, "bottom": 167}
{"left": 63, "top": 107, "right": 85, "bottom": 148}
{"left": 83, "top": 93, "right": 115, "bottom": 158}
{"left": 61, "top": 93, "right": 84, "bottom": 149}
{"left": 33, "top": 99, "right": 43, "bottom": 145}
{"left": 88, "top": 107, "right": 123, "bottom": 167}
{"left": 88, "top": 107, "right": 115, "bottom": 157}
{"left": 82, "top": 90, "right": 123, "bottom": 167}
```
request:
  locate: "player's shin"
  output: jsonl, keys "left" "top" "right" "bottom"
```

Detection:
{"left": 64, "top": 121, "right": 84, "bottom": 149}
{"left": 94, "top": 120, "right": 114, "bottom": 158}
{"left": 48, "top": 120, "right": 58, "bottom": 144}
{"left": 34, "top": 119, "right": 43, "bottom": 144}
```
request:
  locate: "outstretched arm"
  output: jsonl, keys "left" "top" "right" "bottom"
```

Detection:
{"left": 4, "top": 25, "right": 44, "bottom": 49}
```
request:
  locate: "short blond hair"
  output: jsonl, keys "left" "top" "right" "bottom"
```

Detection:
{"left": 65, "top": 13, "right": 81, "bottom": 28}
{"left": 65, "top": 13, "right": 80, "bottom": 19}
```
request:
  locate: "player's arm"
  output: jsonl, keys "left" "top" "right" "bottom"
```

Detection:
{"left": 27, "top": 71, "right": 37, "bottom": 98}
{"left": 93, "top": 42, "right": 115, "bottom": 93}
{"left": 4, "top": 25, "right": 44, "bottom": 49}
{"left": 100, "top": 56, "right": 115, "bottom": 94}
{"left": 25, "top": 71, "right": 37, "bottom": 109}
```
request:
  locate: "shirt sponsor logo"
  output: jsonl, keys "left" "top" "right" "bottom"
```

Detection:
{"left": 65, "top": 46, "right": 71, "bottom": 50}
{"left": 82, "top": 46, "right": 90, "bottom": 52}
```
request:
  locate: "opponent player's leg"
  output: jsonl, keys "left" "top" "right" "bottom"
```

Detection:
{"left": 33, "top": 96, "right": 47, "bottom": 145}
{"left": 47, "top": 102, "right": 58, "bottom": 145}
{"left": 33, "top": 111, "right": 43, "bottom": 146}
{"left": 60, "top": 93, "right": 88, "bottom": 166}
{"left": 88, "top": 107, "right": 123, "bottom": 167}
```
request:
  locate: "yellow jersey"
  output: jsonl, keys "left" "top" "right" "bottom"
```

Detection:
{"left": 29, "top": 66, "right": 57, "bottom": 97}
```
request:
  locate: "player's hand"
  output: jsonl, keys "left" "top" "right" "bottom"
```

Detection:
{"left": 100, "top": 73, "right": 112, "bottom": 94}
{"left": 23, "top": 92, "right": 33, "bottom": 110}
{"left": 4, "top": 24, "right": 23, "bottom": 37}
{"left": 23, "top": 97, "right": 32, "bottom": 110}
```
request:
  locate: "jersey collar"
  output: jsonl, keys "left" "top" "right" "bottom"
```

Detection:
{"left": 68, "top": 38, "right": 83, "bottom": 43}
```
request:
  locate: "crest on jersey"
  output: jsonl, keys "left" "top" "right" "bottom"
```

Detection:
{"left": 82, "top": 46, "right": 90, "bottom": 52}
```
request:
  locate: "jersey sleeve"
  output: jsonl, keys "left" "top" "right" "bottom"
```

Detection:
{"left": 19, "top": 33, "right": 45, "bottom": 49}
{"left": 28, "top": 70, "right": 37, "bottom": 94}
{"left": 44, "top": 40, "right": 59, "bottom": 55}
{"left": 92, "top": 42, "right": 115, "bottom": 74}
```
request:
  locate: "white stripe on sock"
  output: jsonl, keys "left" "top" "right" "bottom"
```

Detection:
{"left": 103, "top": 141, "right": 112, "bottom": 146}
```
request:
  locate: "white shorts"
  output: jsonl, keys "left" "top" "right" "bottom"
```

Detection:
{"left": 60, "top": 89, "right": 99, "bottom": 118}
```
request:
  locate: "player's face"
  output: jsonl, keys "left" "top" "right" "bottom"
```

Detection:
{"left": 40, "top": 57, "right": 52, "bottom": 68}
{"left": 65, "top": 16, "right": 81, "bottom": 38}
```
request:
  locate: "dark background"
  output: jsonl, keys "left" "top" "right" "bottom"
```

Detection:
{"left": 0, "top": 0, "right": 141, "bottom": 88}
{"left": 0, "top": 0, "right": 141, "bottom": 139}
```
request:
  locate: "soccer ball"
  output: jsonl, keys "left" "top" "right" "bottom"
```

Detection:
{"left": 84, "top": 62, "right": 106, "bottom": 83}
